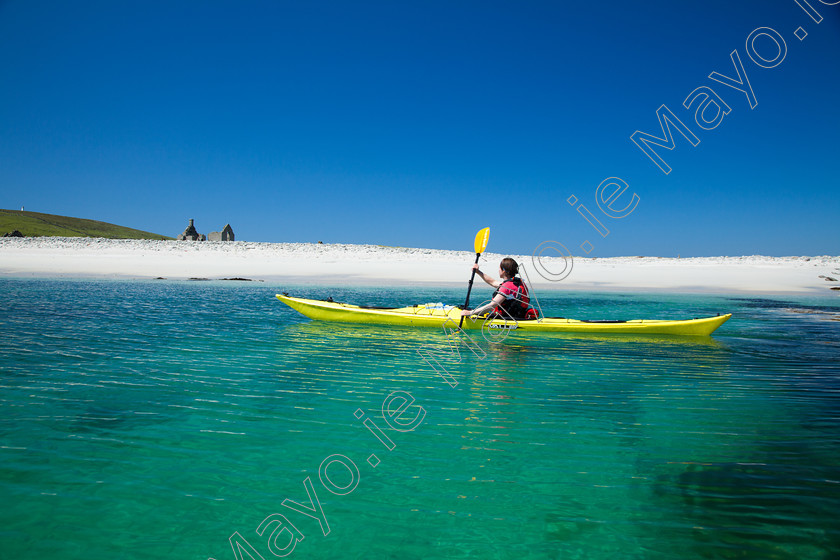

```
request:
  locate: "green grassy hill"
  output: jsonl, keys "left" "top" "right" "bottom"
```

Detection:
{"left": 0, "top": 209, "right": 173, "bottom": 240}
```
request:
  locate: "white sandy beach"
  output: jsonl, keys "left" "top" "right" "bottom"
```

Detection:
{"left": 1, "top": 237, "right": 838, "bottom": 294}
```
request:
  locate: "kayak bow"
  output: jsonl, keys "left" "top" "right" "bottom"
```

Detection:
{"left": 275, "top": 294, "right": 730, "bottom": 336}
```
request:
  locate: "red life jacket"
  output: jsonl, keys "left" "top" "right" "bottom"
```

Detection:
{"left": 493, "top": 277, "right": 530, "bottom": 318}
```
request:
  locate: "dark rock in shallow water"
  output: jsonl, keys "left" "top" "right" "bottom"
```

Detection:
{"left": 3, "top": 230, "right": 24, "bottom": 237}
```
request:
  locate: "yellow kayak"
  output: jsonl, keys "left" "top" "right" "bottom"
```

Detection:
{"left": 275, "top": 294, "right": 731, "bottom": 336}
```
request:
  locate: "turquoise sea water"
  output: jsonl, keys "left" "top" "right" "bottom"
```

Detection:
{"left": 1, "top": 278, "right": 839, "bottom": 559}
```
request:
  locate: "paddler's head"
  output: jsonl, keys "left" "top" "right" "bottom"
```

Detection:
{"left": 499, "top": 258, "right": 518, "bottom": 280}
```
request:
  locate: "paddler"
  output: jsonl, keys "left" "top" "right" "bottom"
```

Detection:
{"left": 461, "top": 258, "right": 531, "bottom": 319}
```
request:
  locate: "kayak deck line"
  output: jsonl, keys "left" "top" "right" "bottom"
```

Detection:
{"left": 275, "top": 294, "right": 731, "bottom": 336}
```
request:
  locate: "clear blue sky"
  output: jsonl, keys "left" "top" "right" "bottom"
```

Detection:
{"left": 1, "top": 1, "right": 838, "bottom": 256}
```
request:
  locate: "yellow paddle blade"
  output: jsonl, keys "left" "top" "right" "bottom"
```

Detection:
{"left": 474, "top": 227, "right": 490, "bottom": 254}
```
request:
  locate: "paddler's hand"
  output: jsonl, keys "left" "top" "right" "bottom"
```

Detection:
{"left": 461, "top": 309, "right": 474, "bottom": 317}
{"left": 471, "top": 263, "right": 488, "bottom": 283}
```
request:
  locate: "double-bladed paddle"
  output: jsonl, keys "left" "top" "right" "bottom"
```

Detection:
{"left": 459, "top": 227, "right": 490, "bottom": 329}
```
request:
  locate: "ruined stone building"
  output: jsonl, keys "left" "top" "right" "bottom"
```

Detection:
{"left": 208, "top": 224, "right": 234, "bottom": 242}
{"left": 176, "top": 219, "right": 205, "bottom": 241}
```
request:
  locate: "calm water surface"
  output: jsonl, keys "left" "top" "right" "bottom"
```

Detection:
{"left": 1, "top": 278, "right": 838, "bottom": 559}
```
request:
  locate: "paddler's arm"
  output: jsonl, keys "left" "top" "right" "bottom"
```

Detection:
{"left": 461, "top": 293, "right": 506, "bottom": 317}
{"left": 471, "top": 263, "right": 501, "bottom": 288}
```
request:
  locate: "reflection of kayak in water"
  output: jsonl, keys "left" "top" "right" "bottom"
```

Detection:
{"left": 275, "top": 294, "right": 731, "bottom": 336}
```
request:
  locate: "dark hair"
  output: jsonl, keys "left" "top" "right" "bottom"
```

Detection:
{"left": 499, "top": 257, "right": 519, "bottom": 278}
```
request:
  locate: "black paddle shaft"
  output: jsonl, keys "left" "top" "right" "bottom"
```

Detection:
{"left": 459, "top": 252, "right": 481, "bottom": 329}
